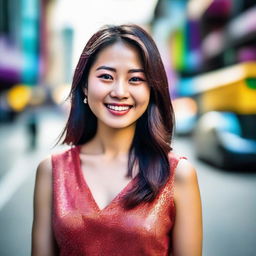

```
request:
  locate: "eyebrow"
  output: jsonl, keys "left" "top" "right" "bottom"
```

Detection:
{"left": 96, "top": 66, "right": 144, "bottom": 73}
{"left": 128, "top": 68, "right": 144, "bottom": 73}
{"left": 96, "top": 66, "right": 116, "bottom": 72}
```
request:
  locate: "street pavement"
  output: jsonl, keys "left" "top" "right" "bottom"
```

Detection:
{"left": 0, "top": 106, "right": 256, "bottom": 256}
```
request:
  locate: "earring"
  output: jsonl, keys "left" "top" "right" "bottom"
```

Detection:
{"left": 83, "top": 97, "right": 87, "bottom": 104}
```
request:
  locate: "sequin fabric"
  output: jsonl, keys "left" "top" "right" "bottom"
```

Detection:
{"left": 52, "top": 146, "right": 185, "bottom": 256}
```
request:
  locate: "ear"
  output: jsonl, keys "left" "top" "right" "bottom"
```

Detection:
{"left": 83, "top": 87, "right": 88, "bottom": 96}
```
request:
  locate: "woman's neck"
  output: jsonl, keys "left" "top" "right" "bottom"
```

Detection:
{"left": 81, "top": 122, "right": 136, "bottom": 159}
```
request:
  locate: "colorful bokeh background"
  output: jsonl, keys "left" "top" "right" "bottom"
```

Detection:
{"left": 0, "top": 0, "right": 256, "bottom": 255}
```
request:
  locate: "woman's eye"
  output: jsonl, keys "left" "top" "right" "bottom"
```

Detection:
{"left": 98, "top": 74, "right": 113, "bottom": 80}
{"left": 129, "top": 77, "right": 145, "bottom": 83}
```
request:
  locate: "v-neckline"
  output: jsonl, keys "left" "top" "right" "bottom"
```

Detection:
{"left": 74, "top": 146, "right": 137, "bottom": 213}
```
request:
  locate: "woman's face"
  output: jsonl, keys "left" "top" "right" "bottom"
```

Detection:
{"left": 85, "top": 41, "right": 150, "bottom": 130}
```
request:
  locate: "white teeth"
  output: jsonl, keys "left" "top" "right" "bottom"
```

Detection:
{"left": 106, "top": 104, "right": 130, "bottom": 111}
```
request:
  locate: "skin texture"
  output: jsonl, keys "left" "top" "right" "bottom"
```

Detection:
{"left": 81, "top": 41, "right": 150, "bottom": 210}
{"left": 31, "top": 158, "right": 58, "bottom": 256}
{"left": 31, "top": 41, "right": 202, "bottom": 256}
{"left": 85, "top": 41, "right": 150, "bottom": 131}
{"left": 172, "top": 159, "right": 203, "bottom": 256}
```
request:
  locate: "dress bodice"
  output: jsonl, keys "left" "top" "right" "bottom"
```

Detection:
{"left": 52, "top": 146, "right": 184, "bottom": 256}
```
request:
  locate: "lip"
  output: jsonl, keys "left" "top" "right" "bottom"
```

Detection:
{"left": 104, "top": 103, "right": 133, "bottom": 116}
{"left": 104, "top": 103, "right": 133, "bottom": 107}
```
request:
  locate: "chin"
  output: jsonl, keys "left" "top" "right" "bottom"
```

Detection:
{"left": 101, "top": 120, "right": 136, "bottom": 130}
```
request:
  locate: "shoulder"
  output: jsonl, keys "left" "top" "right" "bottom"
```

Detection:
{"left": 32, "top": 157, "right": 58, "bottom": 255}
{"left": 36, "top": 145, "right": 73, "bottom": 177}
{"left": 171, "top": 158, "right": 203, "bottom": 255}
{"left": 37, "top": 156, "right": 52, "bottom": 171}
{"left": 48, "top": 146, "right": 75, "bottom": 170}
{"left": 33, "top": 157, "right": 53, "bottom": 218}
{"left": 168, "top": 151, "right": 197, "bottom": 184}
{"left": 172, "top": 157, "right": 201, "bottom": 205}
{"left": 35, "top": 156, "right": 53, "bottom": 187}
{"left": 36, "top": 147, "right": 74, "bottom": 179}
{"left": 174, "top": 158, "right": 198, "bottom": 185}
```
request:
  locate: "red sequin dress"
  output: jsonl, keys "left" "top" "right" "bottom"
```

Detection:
{"left": 52, "top": 146, "right": 185, "bottom": 256}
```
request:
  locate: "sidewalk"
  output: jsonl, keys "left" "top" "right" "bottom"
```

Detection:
{"left": 0, "top": 106, "right": 68, "bottom": 209}
{"left": 0, "top": 105, "right": 68, "bottom": 256}
{"left": 0, "top": 115, "right": 28, "bottom": 179}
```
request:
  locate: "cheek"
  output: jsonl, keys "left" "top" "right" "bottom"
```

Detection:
{"left": 87, "top": 79, "right": 105, "bottom": 100}
{"left": 136, "top": 87, "right": 150, "bottom": 106}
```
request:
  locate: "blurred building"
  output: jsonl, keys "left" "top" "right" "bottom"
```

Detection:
{"left": 151, "top": 0, "right": 256, "bottom": 170}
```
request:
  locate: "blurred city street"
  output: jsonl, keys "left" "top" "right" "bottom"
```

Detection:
{"left": 0, "top": 106, "right": 67, "bottom": 255}
{"left": 1, "top": 0, "right": 256, "bottom": 255}
{"left": 0, "top": 106, "right": 255, "bottom": 256}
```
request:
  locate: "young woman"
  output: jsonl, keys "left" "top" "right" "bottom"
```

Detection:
{"left": 32, "top": 24, "right": 202, "bottom": 256}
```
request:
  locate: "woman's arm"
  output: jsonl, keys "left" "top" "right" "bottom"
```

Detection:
{"left": 172, "top": 159, "right": 203, "bottom": 256}
{"left": 31, "top": 157, "right": 58, "bottom": 256}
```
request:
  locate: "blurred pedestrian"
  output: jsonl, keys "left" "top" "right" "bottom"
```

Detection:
{"left": 26, "top": 111, "right": 38, "bottom": 150}
{"left": 32, "top": 24, "right": 202, "bottom": 256}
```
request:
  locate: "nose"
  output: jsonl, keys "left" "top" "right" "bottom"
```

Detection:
{"left": 110, "top": 80, "right": 129, "bottom": 99}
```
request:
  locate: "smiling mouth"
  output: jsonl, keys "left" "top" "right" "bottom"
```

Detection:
{"left": 105, "top": 104, "right": 133, "bottom": 112}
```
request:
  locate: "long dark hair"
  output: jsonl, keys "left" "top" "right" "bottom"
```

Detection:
{"left": 59, "top": 24, "right": 175, "bottom": 209}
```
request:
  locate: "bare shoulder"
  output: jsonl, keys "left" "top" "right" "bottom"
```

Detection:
{"left": 34, "top": 156, "right": 53, "bottom": 191}
{"left": 32, "top": 156, "right": 58, "bottom": 255}
{"left": 172, "top": 158, "right": 203, "bottom": 256}
{"left": 33, "top": 156, "right": 53, "bottom": 225}
{"left": 173, "top": 157, "right": 202, "bottom": 211}
{"left": 174, "top": 158, "right": 199, "bottom": 185}
{"left": 36, "top": 156, "right": 52, "bottom": 178}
